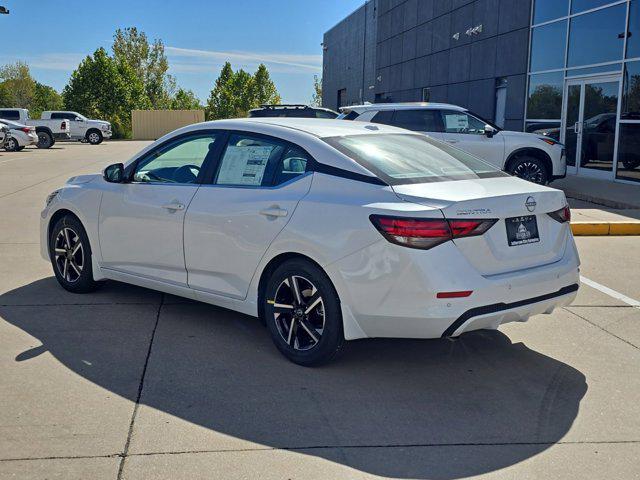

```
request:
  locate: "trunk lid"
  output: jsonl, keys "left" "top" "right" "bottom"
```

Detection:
{"left": 392, "top": 177, "right": 570, "bottom": 275}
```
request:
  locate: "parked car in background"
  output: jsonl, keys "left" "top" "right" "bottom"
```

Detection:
{"left": 0, "top": 123, "right": 8, "bottom": 147}
{"left": 41, "top": 118, "right": 579, "bottom": 366}
{"left": 40, "top": 111, "right": 112, "bottom": 145}
{"left": 0, "top": 108, "right": 70, "bottom": 148}
{"left": 249, "top": 104, "right": 338, "bottom": 119}
{"left": 339, "top": 103, "right": 566, "bottom": 185}
{"left": 0, "top": 119, "right": 38, "bottom": 151}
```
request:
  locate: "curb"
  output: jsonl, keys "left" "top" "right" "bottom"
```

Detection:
{"left": 571, "top": 222, "right": 640, "bottom": 236}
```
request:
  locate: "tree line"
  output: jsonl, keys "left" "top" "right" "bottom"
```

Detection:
{"left": 0, "top": 27, "right": 282, "bottom": 138}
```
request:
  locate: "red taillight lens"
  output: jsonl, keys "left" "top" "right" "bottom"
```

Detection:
{"left": 448, "top": 219, "right": 498, "bottom": 238}
{"left": 548, "top": 205, "right": 571, "bottom": 223}
{"left": 21, "top": 127, "right": 30, "bottom": 134}
{"left": 60, "top": 122, "right": 66, "bottom": 130}
{"left": 370, "top": 215, "right": 497, "bottom": 250}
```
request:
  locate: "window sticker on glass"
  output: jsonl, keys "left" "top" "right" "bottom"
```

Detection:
{"left": 217, "top": 146, "right": 273, "bottom": 186}
{"left": 446, "top": 114, "right": 469, "bottom": 131}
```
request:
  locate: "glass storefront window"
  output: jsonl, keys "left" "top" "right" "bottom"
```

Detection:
{"left": 527, "top": 72, "right": 564, "bottom": 119}
{"left": 533, "top": 0, "right": 569, "bottom": 24}
{"left": 566, "top": 63, "right": 622, "bottom": 77}
{"left": 530, "top": 21, "right": 567, "bottom": 72}
{"left": 622, "top": 61, "right": 640, "bottom": 120}
{"left": 572, "top": 0, "right": 619, "bottom": 14}
{"left": 628, "top": 0, "right": 640, "bottom": 59}
{"left": 567, "top": 4, "right": 626, "bottom": 67}
{"left": 616, "top": 124, "right": 640, "bottom": 182}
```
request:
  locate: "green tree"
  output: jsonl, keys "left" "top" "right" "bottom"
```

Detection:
{"left": 112, "top": 27, "right": 175, "bottom": 109}
{"left": 206, "top": 63, "right": 281, "bottom": 120}
{"left": 63, "top": 47, "right": 149, "bottom": 138}
{"left": 31, "top": 82, "right": 64, "bottom": 118}
{"left": 170, "top": 88, "right": 202, "bottom": 110}
{"left": 311, "top": 75, "right": 322, "bottom": 107}
{"left": 252, "top": 64, "right": 280, "bottom": 106}
{"left": 0, "top": 61, "right": 35, "bottom": 108}
{"left": 205, "top": 62, "right": 236, "bottom": 120}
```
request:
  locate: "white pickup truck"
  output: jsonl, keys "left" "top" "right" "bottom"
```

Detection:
{"left": 0, "top": 108, "right": 71, "bottom": 149}
{"left": 41, "top": 111, "right": 112, "bottom": 145}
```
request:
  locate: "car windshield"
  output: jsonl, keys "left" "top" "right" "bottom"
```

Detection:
{"left": 323, "top": 133, "right": 507, "bottom": 185}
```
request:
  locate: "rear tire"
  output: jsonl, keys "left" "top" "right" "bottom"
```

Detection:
{"left": 86, "top": 130, "right": 103, "bottom": 145}
{"left": 37, "top": 131, "right": 53, "bottom": 149}
{"left": 264, "top": 259, "right": 345, "bottom": 366}
{"left": 509, "top": 156, "right": 549, "bottom": 185}
{"left": 49, "top": 215, "right": 100, "bottom": 294}
{"left": 16, "top": 146, "right": 25, "bottom": 151}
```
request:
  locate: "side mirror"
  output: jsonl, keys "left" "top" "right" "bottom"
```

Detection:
{"left": 484, "top": 125, "right": 497, "bottom": 138}
{"left": 103, "top": 163, "right": 125, "bottom": 183}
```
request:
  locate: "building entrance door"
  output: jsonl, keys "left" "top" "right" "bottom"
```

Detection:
{"left": 562, "top": 76, "right": 620, "bottom": 179}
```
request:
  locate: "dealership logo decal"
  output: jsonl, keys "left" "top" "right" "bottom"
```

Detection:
{"left": 525, "top": 196, "right": 537, "bottom": 212}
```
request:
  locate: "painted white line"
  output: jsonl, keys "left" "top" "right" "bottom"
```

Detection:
{"left": 580, "top": 276, "right": 640, "bottom": 308}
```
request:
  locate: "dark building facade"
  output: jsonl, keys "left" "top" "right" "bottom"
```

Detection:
{"left": 323, "top": 0, "right": 640, "bottom": 185}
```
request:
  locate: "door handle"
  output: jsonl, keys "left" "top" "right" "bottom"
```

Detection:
{"left": 574, "top": 122, "right": 582, "bottom": 134}
{"left": 259, "top": 207, "right": 288, "bottom": 218}
{"left": 161, "top": 202, "right": 185, "bottom": 211}
{"left": 446, "top": 139, "right": 459, "bottom": 144}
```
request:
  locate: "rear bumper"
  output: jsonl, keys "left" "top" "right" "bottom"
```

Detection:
{"left": 442, "top": 283, "right": 578, "bottom": 337}
{"left": 327, "top": 231, "right": 580, "bottom": 340}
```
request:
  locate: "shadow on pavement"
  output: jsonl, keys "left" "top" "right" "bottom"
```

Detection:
{"left": 1, "top": 278, "right": 587, "bottom": 479}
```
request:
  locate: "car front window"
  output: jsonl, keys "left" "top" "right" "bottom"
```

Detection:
{"left": 323, "top": 133, "right": 507, "bottom": 185}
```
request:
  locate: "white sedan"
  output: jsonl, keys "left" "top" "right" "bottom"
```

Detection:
{"left": 1, "top": 120, "right": 38, "bottom": 151}
{"left": 40, "top": 118, "right": 580, "bottom": 365}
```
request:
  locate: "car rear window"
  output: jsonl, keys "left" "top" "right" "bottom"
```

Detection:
{"left": 323, "top": 133, "right": 507, "bottom": 185}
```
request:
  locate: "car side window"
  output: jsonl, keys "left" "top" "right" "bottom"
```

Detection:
{"left": 315, "top": 110, "right": 337, "bottom": 119}
{"left": 391, "top": 110, "right": 443, "bottom": 132}
{"left": 272, "top": 147, "right": 309, "bottom": 186}
{"left": 133, "top": 134, "right": 218, "bottom": 184}
{"left": 441, "top": 110, "right": 486, "bottom": 135}
{"left": 215, "top": 134, "right": 285, "bottom": 187}
{"left": 370, "top": 110, "right": 394, "bottom": 125}
{"left": 0, "top": 110, "right": 20, "bottom": 121}
{"left": 50, "top": 113, "right": 64, "bottom": 120}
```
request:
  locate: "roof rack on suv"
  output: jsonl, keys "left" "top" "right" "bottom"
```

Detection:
{"left": 259, "top": 104, "right": 310, "bottom": 109}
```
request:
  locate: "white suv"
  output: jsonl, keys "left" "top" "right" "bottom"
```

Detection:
{"left": 339, "top": 103, "right": 566, "bottom": 185}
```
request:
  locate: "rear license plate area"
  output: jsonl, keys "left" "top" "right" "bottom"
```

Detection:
{"left": 506, "top": 215, "right": 540, "bottom": 246}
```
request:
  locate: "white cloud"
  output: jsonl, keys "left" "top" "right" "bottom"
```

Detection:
{"left": 165, "top": 46, "right": 322, "bottom": 74}
{"left": 0, "top": 53, "right": 87, "bottom": 71}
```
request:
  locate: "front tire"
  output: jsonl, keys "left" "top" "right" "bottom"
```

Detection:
{"left": 509, "top": 156, "right": 549, "bottom": 185}
{"left": 37, "top": 131, "right": 53, "bottom": 149}
{"left": 264, "top": 259, "right": 345, "bottom": 366}
{"left": 49, "top": 215, "right": 100, "bottom": 293}
{"left": 86, "top": 130, "right": 103, "bottom": 145}
{"left": 4, "top": 137, "right": 19, "bottom": 152}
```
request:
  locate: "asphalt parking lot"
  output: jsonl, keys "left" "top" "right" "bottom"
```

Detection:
{"left": 0, "top": 143, "right": 639, "bottom": 480}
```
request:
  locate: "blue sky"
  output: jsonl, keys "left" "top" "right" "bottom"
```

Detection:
{"left": 0, "top": 0, "right": 363, "bottom": 103}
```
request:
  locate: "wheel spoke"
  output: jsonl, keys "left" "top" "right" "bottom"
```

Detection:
{"left": 286, "top": 317, "right": 296, "bottom": 345}
{"left": 63, "top": 259, "right": 69, "bottom": 280}
{"left": 291, "top": 276, "right": 303, "bottom": 304}
{"left": 54, "top": 248, "right": 66, "bottom": 255}
{"left": 273, "top": 303, "right": 294, "bottom": 313}
{"left": 299, "top": 319, "right": 319, "bottom": 344}
{"left": 70, "top": 261, "right": 82, "bottom": 276}
{"left": 304, "top": 293, "right": 322, "bottom": 315}
{"left": 72, "top": 241, "right": 82, "bottom": 255}
{"left": 63, "top": 229, "right": 71, "bottom": 249}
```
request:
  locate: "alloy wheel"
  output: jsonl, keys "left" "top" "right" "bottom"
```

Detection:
{"left": 514, "top": 161, "right": 545, "bottom": 184}
{"left": 54, "top": 227, "right": 84, "bottom": 283}
{"left": 6, "top": 138, "right": 17, "bottom": 151}
{"left": 272, "top": 275, "right": 325, "bottom": 351}
{"left": 88, "top": 132, "right": 100, "bottom": 144}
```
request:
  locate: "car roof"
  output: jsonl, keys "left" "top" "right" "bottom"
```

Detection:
{"left": 181, "top": 117, "right": 409, "bottom": 138}
{"left": 249, "top": 104, "right": 337, "bottom": 113}
{"left": 340, "top": 102, "right": 467, "bottom": 113}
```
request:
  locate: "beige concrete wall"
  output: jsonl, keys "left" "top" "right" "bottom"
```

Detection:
{"left": 131, "top": 110, "right": 205, "bottom": 140}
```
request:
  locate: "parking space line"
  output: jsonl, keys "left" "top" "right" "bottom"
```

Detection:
{"left": 580, "top": 276, "right": 640, "bottom": 308}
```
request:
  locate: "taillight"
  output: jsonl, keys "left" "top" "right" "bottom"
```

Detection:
{"left": 21, "top": 127, "right": 30, "bottom": 134}
{"left": 370, "top": 215, "right": 497, "bottom": 250}
{"left": 547, "top": 205, "right": 571, "bottom": 223}
{"left": 61, "top": 122, "right": 66, "bottom": 130}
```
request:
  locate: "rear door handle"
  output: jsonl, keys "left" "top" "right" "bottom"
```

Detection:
{"left": 446, "top": 139, "right": 459, "bottom": 144}
{"left": 260, "top": 207, "right": 288, "bottom": 218}
{"left": 161, "top": 202, "right": 185, "bottom": 211}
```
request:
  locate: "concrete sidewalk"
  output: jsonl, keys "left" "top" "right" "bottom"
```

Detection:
{"left": 553, "top": 175, "right": 640, "bottom": 209}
